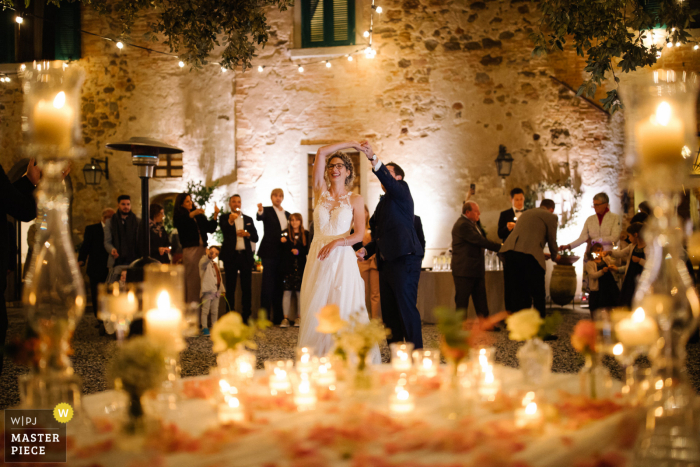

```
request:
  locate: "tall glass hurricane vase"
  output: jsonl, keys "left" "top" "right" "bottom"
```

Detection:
{"left": 619, "top": 69, "right": 700, "bottom": 466}
{"left": 20, "top": 61, "right": 86, "bottom": 409}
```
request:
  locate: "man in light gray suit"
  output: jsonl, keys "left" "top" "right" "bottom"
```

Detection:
{"left": 500, "top": 199, "right": 560, "bottom": 318}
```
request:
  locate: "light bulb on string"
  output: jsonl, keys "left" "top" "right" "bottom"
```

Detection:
{"left": 221, "top": 67, "right": 227, "bottom": 73}
{"left": 667, "top": 42, "right": 674, "bottom": 48}
{"left": 298, "top": 65, "right": 304, "bottom": 73}
{"left": 657, "top": 50, "right": 663, "bottom": 59}
{"left": 363, "top": 30, "right": 370, "bottom": 38}
{"left": 347, "top": 55, "right": 353, "bottom": 61}
{"left": 258, "top": 65, "right": 264, "bottom": 72}
{"left": 15, "top": 16, "right": 23, "bottom": 24}
{"left": 676, "top": 42, "right": 681, "bottom": 47}
{"left": 178, "top": 61, "right": 185, "bottom": 68}
{"left": 116, "top": 41, "right": 124, "bottom": 50}
{"left": 376, "top": 6, "right": 383, "bottom": 13}
{"left": 325, "top": 61, "right": 331, "bottom": 68}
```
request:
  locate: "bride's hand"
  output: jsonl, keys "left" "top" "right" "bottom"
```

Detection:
{"left": 318, "top": 239, "right": 341, "bottom": 261}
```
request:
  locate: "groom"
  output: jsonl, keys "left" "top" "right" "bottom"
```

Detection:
{"left": 356, "top": 141, "right": 424, "bottom": 349}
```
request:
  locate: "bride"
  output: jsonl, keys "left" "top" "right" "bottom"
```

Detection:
{"left": 298, "top": 142, "right": 381, "bottom": 364}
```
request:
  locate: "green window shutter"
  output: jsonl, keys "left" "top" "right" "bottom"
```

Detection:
{"left": 0, "top": 10, "right": 16, "bottom": 64}
{"left": 302, "top": 0, "right": 354, "bottom": 48}
{"left": 55, "top": 2, "right": 81, "bottom": 61}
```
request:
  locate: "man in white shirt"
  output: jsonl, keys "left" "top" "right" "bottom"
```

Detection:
{"left": 256, "top": 189, "right": 290, "bottom": 325}
{"left": 560, "top": 192, "right": 620, "bottom": 252}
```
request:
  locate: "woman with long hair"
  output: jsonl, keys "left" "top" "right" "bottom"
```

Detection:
{"left": 607, "top": 222, "right": 647, "bottom": 308}
{"left": 357, "top": 205, "right": 380, "bottom": 319}
{"left": 280, "top": 213, "right": 309, "bottom": 327}
{"left": 173, "top": 192, "right": 219, "bottom": 305}
{"left": 149, "top": 203, "right": 171, "bottom": 264}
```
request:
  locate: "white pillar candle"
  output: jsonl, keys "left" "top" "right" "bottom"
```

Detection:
{"left": 269, "top": 368, "right": 292, "bottom": 393}
{"left": 389, "top": 388, "right": 415, "bottom": 414}
{"left": 413, "top": 349, "right": 439, "bottom": 377}
{"left": 635, "top": 101, "right": 686, "bottom": 167}
{"left": 218, "top": 396, "right": 245, "bottom": 424}
{"left": 296, "top": 347, "right": 317, "bottom": 374}
{"left": 315, "top": 363, "right": 337, "bottom": 387}
{"left": 145, "top": 291, "right": 182, "bottom": 351}
{"left": 614, "top": 307, "right": 659, "bottom": 348}
{"left": 33, "top": 91, "right": 74, "bottom": 148}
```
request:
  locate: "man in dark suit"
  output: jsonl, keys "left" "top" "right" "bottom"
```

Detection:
{"left": 1, "top": 159, "right": 40, "bottom": 377}
{"left": 497, "top": 187, "right": 526, "bottom": 242}
{"left": 220, "top": 194, "right": 259, "bottom": 322}
{"left": 78, "top": 208, "right": 116, "bottom": 318}
{"left": 414, "top": 215, "right": 426, "bottom": 257}
{"left": 500, "top": 199, "right": 560, "bottom": 318}
{"left": 451, "top": 201, "right": 501, "bottom": 318}
{"left": 256, "top": 189, "right": 290, "bottom": 325}
{"left": 357, "top": 143, "right": 424, "bottom": 349}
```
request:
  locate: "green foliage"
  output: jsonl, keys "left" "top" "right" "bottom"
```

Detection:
{"left": 531, "top": 0, "right": 696, "bottom": 113}
{"left": 435, "top": 307, "right": 470, "bottom": 353}
{"left": 108, "top": 337, "right": 167, "bottom": 396}
{"left": 186, "top": 180, "right": 218, "bottom": 210}
{"left": 2, "top": 0, "right": 291, "bottom": 71}
{"left": 537, "top": 311, "right": 562, "bottom": 340}
{"left": 162, "top": 198, "right": 175, "bottom": 235}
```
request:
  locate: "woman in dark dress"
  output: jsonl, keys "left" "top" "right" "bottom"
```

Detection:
{"left": 173, "top": 193, "right": 219, "bottom": 305}
{"left": 149, "top": 203, "right": 171, "bottom": 264}
{"left": 609, "top": 222, "right": 646, "bottom": 309}
{"left": 280, "top": 213, "right": 309, "bottom": 327}
{"left": 586, "top": 243, "right": 620, "bottom": 316}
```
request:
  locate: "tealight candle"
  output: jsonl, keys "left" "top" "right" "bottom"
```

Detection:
{"left": 413, "top": 349, "right": 440, "bottom": 377}
{"left": 389, "top": 387, "right": 415, "bottom": 414}
{"left": 33, "top": 91, "right": 75, "bottom": 148}
{"left": 296, "top": 347, "right": 317, "bottom": 374}
{"left": 265, "top": 360, "right": 294, "bottom": 394}
{"left": 293, "top": 374, "right": 317, "bottom": 411}
{"left": 515, "top": 401, "right": 543, "bottom": 428}
{"left": 218, "top": 396, "right": 245, "bottom": 424}
{"left": 314, "top": 358, "right": 337, "bottom": 387}
{"left": 615, "top": 307, "right": 659, "bottom": 348}
{"left": 145, "top": 291, "right": 183, "bottom": 351}
{"left": 478, "top": 366, "right": 501, "bottom": 401}
{"left": 270, "top": 368, "right": 291, "bottom": 392}
{"left": 635, "top": 101, "right": 686, "bottom": 167}
{"left": 390, "top": 342, "right": 414, "bottom": 371}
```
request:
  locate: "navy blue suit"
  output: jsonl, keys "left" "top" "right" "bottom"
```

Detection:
{"left": 256, "top": 206, "right": 290, "bottom": 324}
{"left": 364, "top": 163, "right": 424, "bottom": 348}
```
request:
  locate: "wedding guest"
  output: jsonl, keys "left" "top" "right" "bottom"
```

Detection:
{"left": 104, "top": 195, "right": 141, "bottom": 268}
{"left": 280, "top": 213, "right": 309, "bottom": 327}
{"left": 452, "top": 201, "right": 501, "bottom": 319}
{"left": 560, "top": 192, "right": 620, "bottom": 253}
{"left": 500, "top": 199, "right": 560, "bottom": 318}
{"left": 199, "top": 246, "right": 225, "bottom": 335}
{"left": 497, "top": 187, "right": 526, "bottom": 241}
{"left": 414, "top": 215, "right": 426, "bottom": 257}
{"left": 358, "top": 205, "right": 381, "bottom": 319}
{"left": 0, "top": 159, "right": 39, "bottom": 377}
{"left": 149, "top": 203, "right": 171, "bottom": 264}
{"left": 356, "top": 143, "right": 424, "bottom": 349}
{"left": 219, "top": 194, "right": 259, "bottom": 322}
{"left": 78, "top": 208, "right": 115, "bottom": 317}
{"left": 607, "top": 222, "right": 647, "bottom": 308}
{"left": 174, "top": 192, "right": 219, "bottom": 305}
{"left": 630, "top": 211, "right": 648, "bottom": 225}
{"left": 23, "top": 223, "right": 36, "bottom": 278}
{"left": 638, "top": 201, "right": 651, "bottom": 215}
{"left": 586, "top": 243, "right": 620, "bottom": 316}
{"left": 256, "top": 189, "right": 290, "bottom": 325}
{"left": 170, "top": 228, "right": 183, "bottom": 264}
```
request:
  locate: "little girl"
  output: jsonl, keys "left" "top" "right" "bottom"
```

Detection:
{"left": 280, "top": 213, "right": 309, "bottom": 327}
{"left": 585, "top": 242, "right": 619, "bottom": 316}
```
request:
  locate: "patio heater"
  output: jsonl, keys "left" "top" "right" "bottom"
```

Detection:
{"left": 106, "top": 137, "right": 183, "bottom": 280}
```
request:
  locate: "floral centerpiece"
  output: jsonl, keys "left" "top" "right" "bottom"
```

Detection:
{"left": 316, "top": 304, "right": 387, "bottom": 389}
{"left": 212, "top": 310, "right": 271, "bottom": 382}
{"left": 108, "top": 337, "right": 167, "bottom": 434}
{"left": 571, "top": 320, "right": 610, "bottom": 399}
{"left": 506, "top": 309, "right": 562, "bottom": 386}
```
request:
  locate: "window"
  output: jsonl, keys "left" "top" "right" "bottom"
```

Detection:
{"left": 154, "top": 154, "right": 184, "bottom": 178}
{"left": 0, "top": 0, "right": 81, "bottom": 64}
{"left": 302, "top": 0, "right": 355, "bottom": 48}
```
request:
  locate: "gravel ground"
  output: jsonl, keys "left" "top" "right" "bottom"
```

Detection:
{"left": 2, "top": 304, "right": 698, "bottom": 409}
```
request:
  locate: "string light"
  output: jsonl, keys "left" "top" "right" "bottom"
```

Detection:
{"left": 325, "top": 61, "right": 331, "bottom": 68}
{"left": 221, "top": 67, "right": 227, "bottom": 72}
{"left": 374, "top": 6, "right": 383, "bottom": 13}
{"left": 667, "top": 42, "right": 674, "bottom": 48}
{"left": 258, "top": 65, "right": 264, "bottom": 72}
{"left": 298, "top": 65, "right": 304, "bottom": 73}
{"left": 363, "top": 30, "right": 370, "bottom": 38}
{"left": 676, "top": 42, "right": 681, "bottom": 47}
{"left": 116, "top": 41, "right": 124, "bottom": 49}
{"left": 15, "top": 16, "right": 23, "bottom": 24}
{"left": 695, "top": 45, "right": 699, "bottom": 50}
{"left": 178, "top": 60, "right": 185, "bottom": 67}
{"left": 347, "top": 55, "right": 353, "bottom": 61}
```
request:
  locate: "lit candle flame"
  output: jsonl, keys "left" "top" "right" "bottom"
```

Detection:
{"left": 228, "top": 397, "right": 240, "bottom": 408}
{"left": 525, "top": 402, "right": 537, "bottom": 415}
{"left": 422, "top": 358, "right": 432, "bottom": 369}
{"left": 157, "top": 291, "right": 171, "bottom": 310}
{"left": 613, "top": 343, "right": 623, "bottom": 355}
{"left": 654, "top": 101, "right": 672, "bottom": 126}
{"left": 632, "top": 307, "right": 646, "bottom": 323}
{"left": 53, "top": 91, "right": 66, "bottom": 109}
{"left": 397, "top": 389, "right": 409, "bottom": 400}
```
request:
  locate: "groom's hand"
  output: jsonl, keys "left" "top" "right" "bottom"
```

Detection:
{"left": 359, "top": 141, "right": 375, "bottom": 161}
{"left": 356, "top": 247, "right": 366, "bottom": 261}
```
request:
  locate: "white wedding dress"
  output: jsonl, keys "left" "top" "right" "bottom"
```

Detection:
{"left": 298, "top": 190, "right": 381, "bottom": 363}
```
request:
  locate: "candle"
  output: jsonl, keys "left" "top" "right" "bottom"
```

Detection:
{"left": 314, "top": 358, "right": 337, "bottom": 387}
{"left": 218, "top": 396, "right": 245, "bottom": 424}
{"left": 635, "top": 101, "right": 686, "bottom": 167}
{"left": 478, "top": 366, "right": 501, "bottom": 401}
{"left": 614, "top": 307, "right": 659, "bottom": 348}
{"left": 515, "top": 401, "right": 543, "bottom": 428}
{"left": 296, "top": 347, "right": 317, "bottom": 374}
{"left": 391, "top": 342, "right": 414, "bottom": 371}
{"left": 641, "top": 294, "right": 674, "bottom": 316}
{"left": 389, "top": 388, "right": 415, "bottom": 414}
{"left": 145, "top": 291, "right": 182, "bottom": 351}
{"left": 294, "top": 374, "right": 317, "bottom": 411}
{"left": 33, "top": 91, "right": 74, "bottom": 148}
{"left": 413, "top": 349, "right": 439, "bottom": 377}
{"left": 269, "top": 367, "right": 292, "bottom": 393}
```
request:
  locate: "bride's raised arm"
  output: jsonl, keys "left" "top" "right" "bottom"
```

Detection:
{"left": 313, "top": 142, "right": 363, "bottom": 194}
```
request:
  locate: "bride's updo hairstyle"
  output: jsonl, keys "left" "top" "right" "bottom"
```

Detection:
{"left": 325, "top": 151, "right": 355, "bottom": 189}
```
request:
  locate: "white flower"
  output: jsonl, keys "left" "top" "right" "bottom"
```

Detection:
{"left": 316, "top": 304, "right": 348, "bottom": 334}
{"left": 506, "top": 309, "right": 544, "bottom": 341}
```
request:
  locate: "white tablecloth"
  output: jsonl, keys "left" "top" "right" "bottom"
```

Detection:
{"left": 68, "top": 365, "right": 634, "bottom": 467}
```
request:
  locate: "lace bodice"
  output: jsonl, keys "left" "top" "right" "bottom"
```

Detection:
{"left": 313, "top": 190, "right": 354, "bottom": 239}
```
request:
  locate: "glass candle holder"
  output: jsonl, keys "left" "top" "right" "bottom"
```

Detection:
{"left": 390, "top": 342, "right": 414, "bottom": 371}
{"left": 514, "top": 392, "right": 543, "bottom": 429}
{"left": 265, "top": 360, "right": 293, "bottom": 395}
{"left": 413, "top": 349, "right": 440, "bottom": 377}
{"left": 98, "top": 283, "right": 138, "bottom": 344}
{"left": 292, "top": 372, "right": 317, "bottom": 411}
{"left": 143, "top": 263, "right": 186, "bottom": 313}
{"left": 389, "top": 386, "right": 415, "bottom": 414}
{"left": 296, "top": 347, "right": 318, "bottom": 374}
{"left": 144, "top": 290, "right": 184, "bottom": 354}
{"left": 218, "top": 381, "right": 245, "bottom": 424}
{"left": 313, "top": 357, "right": 337, "bottom": 388}
{"left": 477, "top": 365, "right": 501, "bottom": 402}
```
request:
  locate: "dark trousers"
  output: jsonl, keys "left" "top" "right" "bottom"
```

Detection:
{"left": 0, "top": 274, "right": 6, "bottom": 376}
{"left": 503, "top": 251, "right": 546, "bottom": 317}
{"left": 88, "top": 268, "right": 109, "bottom": 318}
{"left": 379, "top": 254, "right": 423, "bottom": 349}
{"left": 260, "top": 256, "right": 284, "bottom": 324}
{"left": 453, "top": 275, "right": 489, "bottom": 317}
{"left": 223, "top": 251, "right": 253, "bottom": 323}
